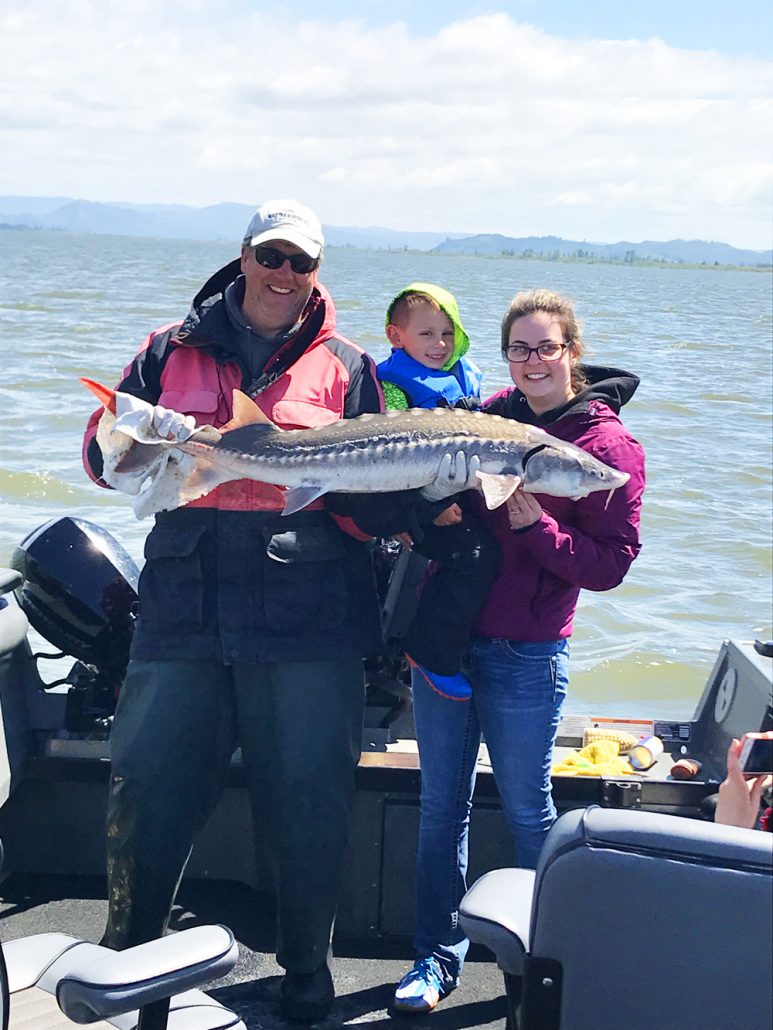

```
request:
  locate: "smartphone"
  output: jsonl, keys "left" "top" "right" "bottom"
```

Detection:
{"left": 738, "top": 733, "right": 773, "bottom": 776}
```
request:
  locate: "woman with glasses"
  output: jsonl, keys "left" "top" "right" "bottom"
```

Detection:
{"left": 393, "top": 288, "right": 646, "bottom": 1014}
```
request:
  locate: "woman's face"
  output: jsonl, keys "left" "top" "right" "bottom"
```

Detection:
{"left": 507, "top": 311, "right": 575, "bottom": 415}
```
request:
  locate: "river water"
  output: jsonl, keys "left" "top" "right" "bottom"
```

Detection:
{"left": 1, "top": 229, "right": 771, "bottom": 719}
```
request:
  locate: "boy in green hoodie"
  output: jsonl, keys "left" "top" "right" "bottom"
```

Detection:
{"left": 376, "top": 283, "right": 500, "bottom": 701}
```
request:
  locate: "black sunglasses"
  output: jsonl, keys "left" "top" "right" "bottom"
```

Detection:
{"left": 252, "top": 244, "right": 319, "bottom": 275}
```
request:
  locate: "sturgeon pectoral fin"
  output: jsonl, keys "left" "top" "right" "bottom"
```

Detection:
{"left": 282, "top": 485, "right": 328, "bottom": 516}
{"left": 476, "top": 471, "right": 522, "bottom": 510}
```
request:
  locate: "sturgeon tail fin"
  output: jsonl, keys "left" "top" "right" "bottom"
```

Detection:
{"left": 80, "top": 377, "right": 118, "bottom": 414}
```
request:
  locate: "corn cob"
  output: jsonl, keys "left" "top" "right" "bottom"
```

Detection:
{"left": 582, "top": 728, "right": 638, "bottom": 753}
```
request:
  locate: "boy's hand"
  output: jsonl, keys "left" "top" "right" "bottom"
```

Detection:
{"left": 421, "top": 451, "right": 480, "bottom": 501}
{"left": 433, "top": 503, "right": 463, "bottom": 527}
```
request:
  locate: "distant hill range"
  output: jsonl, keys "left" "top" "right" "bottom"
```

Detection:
{"left": 432, "top": 233, "right": 771, "bottom": 267}
{"left": 1, "top": 196, "right": 769, "bottom": 267}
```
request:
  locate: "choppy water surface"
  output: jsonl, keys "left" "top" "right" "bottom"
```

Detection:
{"left": 1, "top": 229, "right": 771, "bottom": 718}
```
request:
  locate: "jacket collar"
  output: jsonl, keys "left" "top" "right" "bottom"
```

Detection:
{"left": 502, "top": 364, "right": 640, "bottom": 426}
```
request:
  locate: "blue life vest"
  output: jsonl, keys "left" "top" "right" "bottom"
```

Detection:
{"left": 377, "top": 349, "right": 483, "bottom": 409}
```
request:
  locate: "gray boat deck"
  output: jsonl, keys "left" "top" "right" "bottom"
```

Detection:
{"left": 0, "top": 728, "right": 709, "bottom": 1029}
{"left": 0, "top": 871, "right": 507, "bottom": 1029}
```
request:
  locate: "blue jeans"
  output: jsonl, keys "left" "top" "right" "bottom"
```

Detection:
{"left": 411, "top": 636, "right": 569, "bottom": 983}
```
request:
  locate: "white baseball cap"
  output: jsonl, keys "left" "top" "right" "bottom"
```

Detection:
{"left": 243, "top": 198, "right": 324, "bottom": 259}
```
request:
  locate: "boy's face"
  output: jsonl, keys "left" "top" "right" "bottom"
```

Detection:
{"left": 386, "top": 303, "right": 455, "bottom": 369}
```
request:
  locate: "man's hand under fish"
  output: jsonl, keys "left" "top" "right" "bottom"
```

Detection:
{"left": 145, "top": 405, "right": 198, "bottom": 443}
{"left": 81, "top": 379, "right": 629, "bottom": 520}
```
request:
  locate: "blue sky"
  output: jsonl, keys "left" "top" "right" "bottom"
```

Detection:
{"left": 280, "top": 0, "right": 773, "bottom": 57}
{"left": 1, "top": 1, "right": 771, "bottom": 248}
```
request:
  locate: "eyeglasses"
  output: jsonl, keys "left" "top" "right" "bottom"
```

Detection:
{"left": 253, "top": 244, "right": 319, "bottom": 275}
{"left": 504, "top": 342, "right": 567, "bottom": 363}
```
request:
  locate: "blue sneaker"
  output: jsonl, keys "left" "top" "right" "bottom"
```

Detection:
{"left": 393, "top": 957, "right": 456, "bottom": 1013}
{"left": 407, "top": 655, "right": 472, "bottom": 702}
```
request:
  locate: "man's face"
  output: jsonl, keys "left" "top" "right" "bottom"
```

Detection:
{"left": 240, "top": 240, "right": 318, "bottom": 336}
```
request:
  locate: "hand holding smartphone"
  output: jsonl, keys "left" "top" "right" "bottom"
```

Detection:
{"left": 715, "top": 731, "right": 773, "bottom": 829}
{"left": 738, "top": 732, "right": 773, "bottom": 776}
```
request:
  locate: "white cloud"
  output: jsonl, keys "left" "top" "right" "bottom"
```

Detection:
{"left": 0, "top": 1, "right": 770, "bottom": 248}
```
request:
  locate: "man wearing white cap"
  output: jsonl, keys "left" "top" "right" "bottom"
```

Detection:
{"left": 83, "top": 197, "right": 443, "bottom": 1022}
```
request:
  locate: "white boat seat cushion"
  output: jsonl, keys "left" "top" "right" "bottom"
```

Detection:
{"left": 459, "top": 867, "right": 535, "bottom": 975}
{"left": 10, "top": 986, "right": 114, "bottom": 1030}
{"left": 2, "top": 928, "right": 244, "bottom": 1030}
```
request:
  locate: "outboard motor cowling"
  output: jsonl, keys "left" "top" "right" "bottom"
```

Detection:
{"left": 10, "top": 518, "right": 139, "bottom": 715}
{"left": 11, "top": 516, "right": 139, "bottom": 670}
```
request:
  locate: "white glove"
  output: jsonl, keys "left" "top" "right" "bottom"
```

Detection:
{"left": 420, "top": 451, "right": 481, "bottom": 501}
{"left": 110, "top": 395, "right": 198, "bottom": 450}
{"left": 150, "top": 405, "right": 197, "bottom": 442}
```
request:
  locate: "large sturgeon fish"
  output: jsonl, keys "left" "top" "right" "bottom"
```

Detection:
{"left": 82, "top": 378, "right": 630, "bottom": 519}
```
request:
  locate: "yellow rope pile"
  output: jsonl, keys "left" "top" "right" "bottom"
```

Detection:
{"left": 552, "top": 738, "right": 634, "bottom": 777}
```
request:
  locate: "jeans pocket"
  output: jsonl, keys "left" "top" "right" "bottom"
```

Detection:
{"left": 499, "top": 639, "right": 562, "bottom": 662}
{"left": 493, "top": 639, "right": 568, "bottom": 702}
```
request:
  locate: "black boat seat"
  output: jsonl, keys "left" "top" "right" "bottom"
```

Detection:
{"left": 460, "top": 805, "right": 773, "bottom": 1030}
{"left": 1, "top": 926, "right": 244, "bottom": 1030}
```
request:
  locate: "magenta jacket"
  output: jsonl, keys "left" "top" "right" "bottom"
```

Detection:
{"left": 472, "top": 365, "right": 646, "bottom": 642}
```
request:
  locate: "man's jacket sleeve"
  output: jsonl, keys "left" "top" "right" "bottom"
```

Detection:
{"left": 82, "top": 324, "right": 179, "bottom": 485}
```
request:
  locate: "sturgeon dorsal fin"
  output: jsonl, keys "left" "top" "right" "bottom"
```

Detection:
{"left": 476, "top": 471, "right": 522, "bottom": 510}
{"left": 221, "top": 389, "right": 277, "bottom": 432}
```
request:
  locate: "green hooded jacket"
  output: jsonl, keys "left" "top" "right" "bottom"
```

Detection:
{"left": 381, "top": 282, "right": 473, "bottom": 409}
